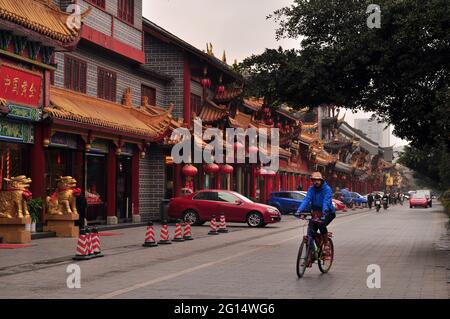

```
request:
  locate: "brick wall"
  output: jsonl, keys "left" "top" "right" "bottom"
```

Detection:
{"left": 144, "top": 34, "right": 184, "bottom": 119}
{"left": 54, "top": 45, "right": 166, "bottom": 107}
{"left": 139, "top": 146, "right": 166, "bottom": 221}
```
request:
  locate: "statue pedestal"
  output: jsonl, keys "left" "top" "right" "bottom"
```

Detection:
{"left": 44, "top": 214, "right": 79, "bottom": 238}
{"left": 0, "top": 217, "right": 31, "bottom": 244}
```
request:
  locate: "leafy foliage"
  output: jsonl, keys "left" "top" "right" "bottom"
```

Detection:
{"left": 27, "top": 198, "right": 43, "bottom": 223}
{"left": 239, "top": 0, "right": 450, "bottom": 147}
{"left": 398, "top": 144, "right": 450, "bottom": 191}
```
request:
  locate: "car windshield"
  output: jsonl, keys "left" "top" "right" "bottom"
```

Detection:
{"left": 233, "top": 192, "right": 254, "bottom": 203}
{"left": 412, "top": 193, "right": 426, "bottom": 199}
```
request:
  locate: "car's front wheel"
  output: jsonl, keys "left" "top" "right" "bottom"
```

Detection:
{"left": 246, "top": 211, "right": 264, "bottom": 227}
{"left": 182, "top": 210, "right": 201, "bottom": 225}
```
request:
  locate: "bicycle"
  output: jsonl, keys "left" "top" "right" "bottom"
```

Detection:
{"left": 296, "top": 211, "right": 334, "bottom": 278}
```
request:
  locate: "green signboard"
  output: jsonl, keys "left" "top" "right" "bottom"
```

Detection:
{"left": 0, "top": 118, "right": 34, "bottom": 144}
{"left": 7, "top": 104, "right": 41, "bottom": 122}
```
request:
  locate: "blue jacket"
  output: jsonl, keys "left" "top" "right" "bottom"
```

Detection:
{"left": 297, "top": 181, "right": 336, "bottom": 217}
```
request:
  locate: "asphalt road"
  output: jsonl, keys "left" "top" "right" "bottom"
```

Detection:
{"left": 0, "top": 203, "right": 448, "bottom": 299}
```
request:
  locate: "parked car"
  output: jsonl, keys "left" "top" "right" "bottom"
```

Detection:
{"left": 332, "top": 199, "right": 346, "bottom": 211}
{"left": 269, "top": 191, "right": 306, "bottom": 214}
{"left": 168, "top": 190, "right": 281, "bottom": 227}
{"left": 350, "top": 192, "right": 368, "bottom": 205}
{"left": 409, "top": 193, "right": 429, "bottom": 208}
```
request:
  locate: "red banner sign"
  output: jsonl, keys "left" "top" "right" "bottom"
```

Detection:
{"left": 0, "top": 64, "right": 42, "bottom": 108}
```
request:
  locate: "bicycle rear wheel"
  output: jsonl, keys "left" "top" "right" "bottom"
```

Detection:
{"left": 296, "top": 239, "right": 308, "bottom": 278}
{"left": 318, "top": 238, "right": 334, "bottom": 274}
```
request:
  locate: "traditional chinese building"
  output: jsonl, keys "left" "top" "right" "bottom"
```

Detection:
{"left": 0, "top": 0, "right": 88, "bottom": 198}
{"left": 42, "top": 0, "right": 177, "bottom": 225}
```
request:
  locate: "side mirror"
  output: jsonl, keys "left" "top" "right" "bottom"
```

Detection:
{"left": 235, "top": 200, "right": 243, "bottom": 205}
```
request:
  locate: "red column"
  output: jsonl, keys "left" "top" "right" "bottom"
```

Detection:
{"left": 282, "top": 174, "right": 287, "bottom": 190}
{"left": 251, "top": 165, "right": 257, "bottom": 199}
{"left": 31, "top": 123, "right": 45, "bottom": 199}
{"left": 216, "top": 174, "right": 221, "bottom": 190}
{"left": 303, "top": 175, "right": 307, "bottom": 191}
{"left": 267, "top": 176, "right": 273, "bottom": 203}
{"left": 275, "top": 173, "right": 280, "bottom": 191}
{"left": 132, "top": 152, "right": 140, "bottom": 216}
{"left": 175, "top": 164, "right": 182, "bottom": 197}
{"left": 183, "top": 55, "right": 191, "bottom": 128}
{"left": 106, "top": 146, "right": 117, "bottom": 218}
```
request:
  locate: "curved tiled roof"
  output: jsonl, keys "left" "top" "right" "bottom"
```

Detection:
{"left": 198, "top": 99, "right": 228, "bottom": 124}
{"left": 45, "top": 87, "right": 173, "bottom": 141}
{"left": 0, "top": 0, "right": 90, "bottom": 45}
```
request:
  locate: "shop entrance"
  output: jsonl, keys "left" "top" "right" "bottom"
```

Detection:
{"left": 117, "top": 156, "right": 132, "bottom": 222}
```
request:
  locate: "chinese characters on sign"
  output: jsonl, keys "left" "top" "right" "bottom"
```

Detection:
{"left": 0, "top": 64, "right": 42, "bottom": 108}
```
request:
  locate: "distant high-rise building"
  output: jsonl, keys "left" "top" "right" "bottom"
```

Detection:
{"left": 354, "top": 118, "right": 391, "bottom": 147}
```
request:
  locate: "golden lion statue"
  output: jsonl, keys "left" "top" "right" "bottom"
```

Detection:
{"left": 46, "top": 176, "right": 81, "bottom": 216}
{"left": 0, "top": 175, "right": 32, "bottom": 219}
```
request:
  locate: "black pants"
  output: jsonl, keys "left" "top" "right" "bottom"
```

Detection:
{"left": 307, "top": 213, "right": 335, "bottom": 251}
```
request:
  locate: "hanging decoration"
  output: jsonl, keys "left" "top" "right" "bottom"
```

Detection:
{"left": 220, "top": 164, "right": 234, "bottom": 175}
{"left": 201, "top": 66, "right": 211, "bottom": 88}
{"left": 204, "top": 163, "right": 220, "bottom": 175}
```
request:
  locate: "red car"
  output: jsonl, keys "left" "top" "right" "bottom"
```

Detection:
{"left": 410, "top": 194, "right": 429, "bottom": 208}
{"left": 168, "top": 190, "right": 281, "bottom": 227}
{"left": 332, "top": 199, "right": 346, "bottom": 211}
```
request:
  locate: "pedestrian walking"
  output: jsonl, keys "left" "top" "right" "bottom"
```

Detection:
{"left": 368, "top": 193, "right": 374, "bottom": 209}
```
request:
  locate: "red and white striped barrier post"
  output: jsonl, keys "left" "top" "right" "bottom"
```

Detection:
{"left": 208, "top": 215, "right": 219, "bottom": 235}
{"left": 183, "top": 221, "right": 193, "bottom": 240}
{"left": 173, "top": 219, "right": 185, "bottom": 242}
{"left": 73, "top": 228, "right": 90, "bottom": 260}
{"left": 92, "top": 226, "right": 104, "bottom": 258}
{"left": 86, "top": 227, "right": 94, "bottom": 258}
{"left": 218, "top": 213, "right": 228, "bottom": 233}
{"left": 158, "top": 221, "right": 172, "bottom": 244}
{"left": 143, "top": 221, "right": 158, "bottom": 247}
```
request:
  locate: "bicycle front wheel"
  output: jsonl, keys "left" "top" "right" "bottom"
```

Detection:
{"left": 318, "top": 238, "right": 334, "bottom": 274}
{"left": 296, "top": 239, "right": 308, "bottom": 278}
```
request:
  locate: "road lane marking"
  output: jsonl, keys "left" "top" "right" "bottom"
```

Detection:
{"left": 97, "top": 212, "right": 371, "bottom": 299}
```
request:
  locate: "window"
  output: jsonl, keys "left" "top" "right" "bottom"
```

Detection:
{"left": 217, "top": 192, "right": 238, "bottom": 203}
{"left": 141, "top": 85, "right": 156, "bottom": 106}
{"left": 85, "top": 0, "right": 105, "bottom": 9}
{"left": 118, "top": 0, "right": 134, "bottom": 24}
{"left": 190, "top": 93, "right": 202, "bottom": 115}
{"left": 290, "top": 193, "right": 305, "bottom": 200}
{"left": 64, "top": 56, "right": 87, "bottom": 93}
{"left": 193, "top": 191, "right": 218, "bottom": 201}
{"left": 97, "top": 67, "right": 117, "bottom": 102}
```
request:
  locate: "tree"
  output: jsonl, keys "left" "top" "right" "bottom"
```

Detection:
{"left": 398, "top": 145, "right": 450, "bottom": 191}
{"left": 239, "top": 0, "right": 450, "bottom": 148}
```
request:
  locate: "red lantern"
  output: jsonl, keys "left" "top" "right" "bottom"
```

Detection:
{"left": 217, "top": 85, "right": 225, "bottom": 94}
{"left": 182, "top": 164, "right": 198, "bottom": 177}
{"left": 220, "top": 164, "right": 234, "bottom": 175}
{"left": 204, "top": 163, "right": 220, "bottom": 174}
{"left": 248, "top": 146, "right": 259, "bottom": 154}
{"left": 263, "top": 107, "right": 270, "bottom": 113}
{"left": 257, "top": 168, "right": 268, "bottom": 176}
{"left": 265, "top": 119, "right": 274, "bottom": 126}
{"left": 265, "top": 170, "right": 276, "bottom": 177}
{"left": 201, "top": 78, "right": 211, "bottom": 88}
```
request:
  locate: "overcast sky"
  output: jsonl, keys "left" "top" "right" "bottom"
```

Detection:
{"left": 143, "top": 0, "right": 409, "bottom": 146}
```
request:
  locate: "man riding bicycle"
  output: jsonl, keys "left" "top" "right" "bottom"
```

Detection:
{"left": 295, "top": 172, "right": 336, "bottom": 261}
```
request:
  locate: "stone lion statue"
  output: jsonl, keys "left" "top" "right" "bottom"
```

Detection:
{"left": 0, "top": 175, "right": 32, "bottom": 219}
{"left": 46, "top": 176, "right": 81, "bottom": 216}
